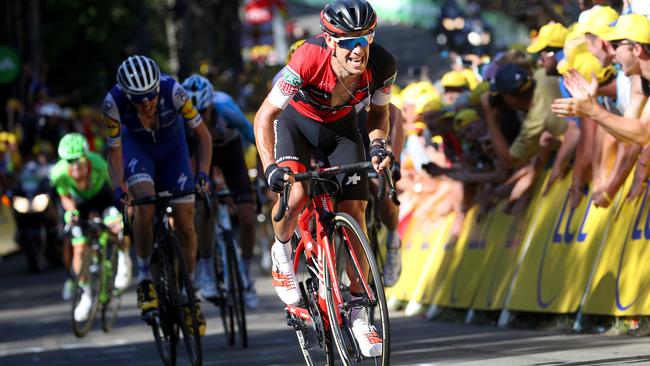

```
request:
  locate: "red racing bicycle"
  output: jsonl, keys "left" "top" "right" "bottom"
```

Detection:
{"left": 274, "top": 161, "right": 398, "bottom": 366}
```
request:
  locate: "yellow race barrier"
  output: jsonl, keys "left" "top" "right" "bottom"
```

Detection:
{"left": 506, "top": 172, "right": 614, "bottom": 313}
{"left": 435, "top": 205, "right": 498, "bottom": 308}
{"left": 583, "top": 176, "right": 650, "bottom": 315}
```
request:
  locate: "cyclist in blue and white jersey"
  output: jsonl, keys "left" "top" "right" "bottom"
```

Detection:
{"left": 182, "top": 74, "right": 259, "bottom": 309}
{"left": 102, "top": 55, "right": 213, "bottom": 335}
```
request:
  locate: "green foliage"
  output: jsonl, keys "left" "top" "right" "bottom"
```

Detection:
{"left": 40, "top": 0, "right": 139, "bottom": 102}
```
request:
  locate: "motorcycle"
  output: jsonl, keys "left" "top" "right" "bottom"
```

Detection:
{"left": 10, "top": 160, "right": 61, "bottom": 272}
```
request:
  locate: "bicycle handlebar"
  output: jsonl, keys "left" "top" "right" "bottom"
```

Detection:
{"left": 273, "top": 161, "right": 400, "bottom": 222}
{"left": 123, "top": 189, "right": 209, "bottom": 236}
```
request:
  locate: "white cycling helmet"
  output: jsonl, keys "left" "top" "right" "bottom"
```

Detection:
{"left": 181, "top": 74, "right": 214, "bottom": 111}
{"left": 116, "top": 55, "right": 160, "bottom": 100}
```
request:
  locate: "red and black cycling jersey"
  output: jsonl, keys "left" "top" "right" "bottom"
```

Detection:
{"left": 267, "top": 34, "right": 397, "bottom": 123}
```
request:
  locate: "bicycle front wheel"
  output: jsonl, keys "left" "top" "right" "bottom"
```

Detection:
{"left": 101, "top": 240, "right": 121, "bottom": 332}
{"left": 324, "top": 212, "right": 390, "bottom": 366}
{"left": 71, "top": 246, "right": 102, "bottom": 338}
{"left": 224, "top": 232, "right": 248, "bottom": 348}
{"left": 172, "top": 235, "right": 203, "bottom": 366}
{"left": 151, "top": 242, "right": 179, "bottom": 366}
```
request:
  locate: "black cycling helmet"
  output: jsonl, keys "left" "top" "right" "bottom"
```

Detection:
{"left": 320, "top": 0, "right": 378, "bottom": 36}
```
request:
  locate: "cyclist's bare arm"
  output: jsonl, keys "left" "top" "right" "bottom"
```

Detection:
{"left": 60, "top": 194, "right": 77, "bottom": 212}
{"left": 388, "top": 103, "right": 404, "bottom": 158}
{"left": 254, "top": 99, "right": 294, "bottom": 183}
{"left": 191, "top": 121, "right": 213, "bottom": 176}
{"left": 367, "top": 102, "right": 391, "bottom": 171}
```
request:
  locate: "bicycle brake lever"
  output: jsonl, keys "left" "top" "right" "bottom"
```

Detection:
{"left": 273, "top": 182, "right": 292, "bottom": 222}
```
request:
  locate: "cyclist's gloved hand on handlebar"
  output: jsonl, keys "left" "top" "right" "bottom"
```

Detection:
{"left": 196, "top": 171, "right": 211, "bottom": 193}
{"left": 369, "top": 139, "right": 394, "bottom": 172}
{"left": 265, "top": 163, "right": 293, "bottom": 193}
{"left": 64, "top": 209, "right": 80, "bottom": 225}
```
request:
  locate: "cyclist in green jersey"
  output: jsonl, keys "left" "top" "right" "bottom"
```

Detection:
{"left": 50, "top": 133, "right": 130, "bottom": 322}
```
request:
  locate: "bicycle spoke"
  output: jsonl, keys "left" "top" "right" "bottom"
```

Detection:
{"left": 325, "top": 213, "right": 390, "bottom": 366}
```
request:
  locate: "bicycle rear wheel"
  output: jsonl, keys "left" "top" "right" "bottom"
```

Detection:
{"left": 324, "top": 212, "right": 390, "bottom": 366}
{"left": 294, "top": 250, "right": 334, "bottom": 366}
{"left": 101, "top": 240, "right": 121, "bottom": 332}
{"left": 224, "top": 232, "right": 248, "bottom": 348}
{"left": 215, "top": 245, "right": 235, "bottom": 346}
{"left": 71, "top": 246, "right": 101, "bottom": 338}
{"left": 151, "top": 244, "right": 179, "bottom": 366}
{"left": 172, "top": 234, "right": 203, "bottom": 366}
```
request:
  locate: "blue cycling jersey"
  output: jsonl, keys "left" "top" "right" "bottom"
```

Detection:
{"left": 102, "top": 74, "right": 203, "bottom": 195}
{"left": 102, "top": 74, "right": 202, "bottom": 147}
{"left": 212, "top": 91, "right": 255, "bottom": 145}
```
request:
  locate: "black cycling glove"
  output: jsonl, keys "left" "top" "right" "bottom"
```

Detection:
{"left": 265, "top": 163, "right": 292, "bottom": 193}
{"left": 369, "top": 139, "right": 394, "bottom": 167}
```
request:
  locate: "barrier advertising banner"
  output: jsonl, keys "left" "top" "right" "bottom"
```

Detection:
{"left": 435, "top": 205, "right": 499, "bottom": 308}
{"left": 583, "top": 176, "right": 650, "bottom": 315}
{"left": 506, "top": 172, "right": 613, "bottom": 313}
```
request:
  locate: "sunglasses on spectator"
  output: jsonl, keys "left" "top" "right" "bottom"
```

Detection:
{"left": 126, "top": 88, "right": 159, "bottom": 104}
{"left": 67, "top": 156, "right": 88, "bottom": 165}
{"left": 331, "top": 32, "right": 375, "bottom": 50}
{"left": 611, "top": 40, "right": 634, "bottom": 49}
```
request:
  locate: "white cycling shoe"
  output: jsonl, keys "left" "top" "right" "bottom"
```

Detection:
{"left": 195, "top": 261, "right": 219, "bottom": 299}
{"left": 244, "top": 283, "right": 260, "bottom": 309}
{"left": 114, "top": 251, "right": 132, "bottom": 291}
{"left": 351, "top": 309, "right": 383, "bottom": 358}
{"left": 74, "top": 287, "right": 93, "bottom": 322}
{"left": 271, "top": 243, "right": 300, "bottom": 306}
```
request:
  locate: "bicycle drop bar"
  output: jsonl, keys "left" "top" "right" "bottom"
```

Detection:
{"left": 123, "top": 189, "right": 203, "bottom": 235}
{"left": 273, "top": 161, "right": 400, "bottom": 222}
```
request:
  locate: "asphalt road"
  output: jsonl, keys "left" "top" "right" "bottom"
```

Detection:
{"left": 3, "top": 252, "right": 650, "bottom": 366}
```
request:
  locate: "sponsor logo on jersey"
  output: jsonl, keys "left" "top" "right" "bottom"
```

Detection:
{"left": 106, "top": 117, "right": 120, "bottom": 138}
{"left": 379, "top": 86, "right": 391, "bottom": 95}
{"left": 180, "top": 99, "right": 198, "bottom": 120}
{"left": 282, "top": 67, "right": 302, "bottom": 87}
{"left": 103, "top": 100, "right": 113, "bottom": 115}
{"left": 279, "top": 67, "right": 302, "bottom": 96}
{"left": 278, "top": 79, "right": 299, "bottom": 96}
{"left": 175, "top": 86, "right": 189, "bottom": 103}
{"left": 383, "top": 72, "right": 397, "bottom": 87}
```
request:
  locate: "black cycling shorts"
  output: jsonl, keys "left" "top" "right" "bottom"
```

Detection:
{"left": 77, "top": 184, "right": 114, "bottom": 218}
{"left": 212, "top": 135, "right": 254, "bottom": 204}
{"left": 274, "top": 104, "right": 369, "bottom": 201}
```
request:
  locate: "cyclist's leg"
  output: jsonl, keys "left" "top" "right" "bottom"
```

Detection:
{"left": 193, "top": 186, "right": 218, "bottom": 298}
{"left": 324, "top": 111, "right": 370, "bottom": 293}
{"left": 214, "top": 137, "right": 257, "bottom": 289}
{"left": 90, "top": 186, "right": 131, "bottom": 290}
{"left": 155, "top": 137, "right": 197, "bottom": 278}
{"left": 170, "top": 201, "right": 197, "bottom": 276}
{"left": 324, "top": 112, "right": 383, "bottom": 355}
{"left": 377, "top": 193, "right": 402, "bottom": 286}
{"left": 157, "top": 138, "right": 207, "bottom": 334}
{"left": 272, "top": 107, "right": 314, "bottom": 241}
{"left": 122, "top": 135, "right": 157, "bottom": 312}
{"left": 270, "top": 108, "right": 314, "bottom": 305}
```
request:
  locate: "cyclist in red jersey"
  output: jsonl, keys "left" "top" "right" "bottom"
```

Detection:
{"left": 254, "top": 0, "right": 396, "bottom": 358}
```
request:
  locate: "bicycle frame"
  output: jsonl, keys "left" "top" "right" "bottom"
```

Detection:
{"left": 287, "top": 181, "right": 376, "bottom": 330}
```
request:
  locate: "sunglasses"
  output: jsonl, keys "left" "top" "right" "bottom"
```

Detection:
{"left": 331, "top": 32, "right": 374, "bottom": 50}
{"left": 126, "top": 87, "right": 159, "bottom": 104}
{"left": 67, "top": 156, "right": 88, "bottom": 165}
{"left": 611, "top": 40, "right": 634, "bottom": 49}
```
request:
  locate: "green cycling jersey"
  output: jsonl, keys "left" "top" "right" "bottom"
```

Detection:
{"left": 50, "top": 151, "right": 111, "bottom": 202}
